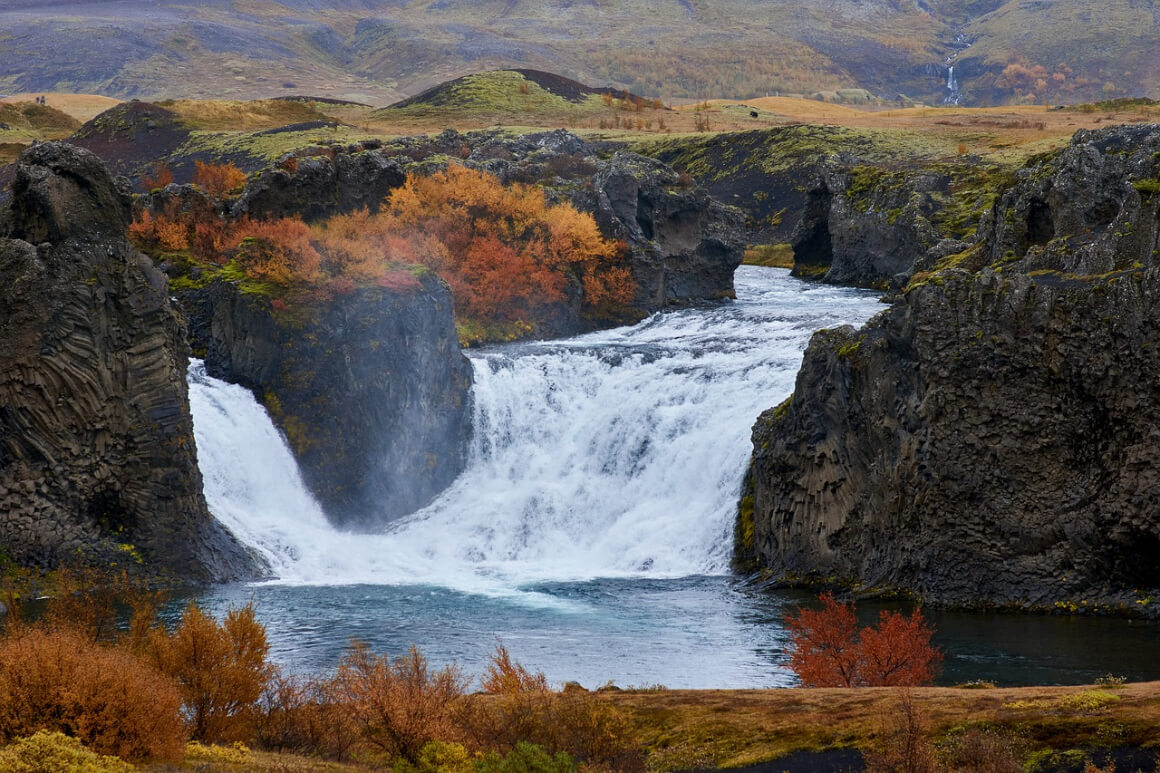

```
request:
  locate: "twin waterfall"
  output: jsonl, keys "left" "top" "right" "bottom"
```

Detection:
{"left": 190, "top": 268, "right": 883, "bottom": 596}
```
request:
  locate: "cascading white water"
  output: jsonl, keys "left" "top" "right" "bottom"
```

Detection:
{"left": 190, "top": 268, "right": 883, "bottom": 597}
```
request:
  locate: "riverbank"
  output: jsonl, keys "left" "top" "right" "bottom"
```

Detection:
{"left": 127, "top": 681, "right": 1160, "bottom": 771}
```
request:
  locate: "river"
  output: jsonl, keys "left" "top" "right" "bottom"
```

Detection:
{"left": 187, "top": 266, "right": 1160, "bottom": 688}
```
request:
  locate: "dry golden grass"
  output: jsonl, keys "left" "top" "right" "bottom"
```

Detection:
{"left": 158, "top": 98, "right": 335, "bottom": 131}
{"left": 0, "top": 93, "right": 121, "bottom": 122}
{"left": 608, "top": 682, "right": 1160, "bottom": 770}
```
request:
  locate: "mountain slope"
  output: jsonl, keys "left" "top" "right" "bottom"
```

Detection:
{"left": 0, "top": 0, "right": 1155, "bottom": 106}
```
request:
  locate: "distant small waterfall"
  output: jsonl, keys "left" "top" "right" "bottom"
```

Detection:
{"left": 942, "top": 32, "right": 969, "bottom": 105}
{"left": 943, "top": 64, "right": 961, "bottom": 105}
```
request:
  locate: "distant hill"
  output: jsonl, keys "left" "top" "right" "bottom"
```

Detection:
{"left": 0, "top": 0, "right": 1156, "bottom": 106}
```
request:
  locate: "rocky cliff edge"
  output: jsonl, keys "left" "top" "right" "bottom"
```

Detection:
{"left": 744, "top": 124, "right": 1160, "bottom": 614}
{"left": 0, "top": 142, "right": 259, "bottom": 581}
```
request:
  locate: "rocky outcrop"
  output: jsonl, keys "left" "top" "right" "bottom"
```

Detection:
{"left": 233, "top": 145, "right": 406, "bottom": 222}
{"left": 265, "top": 129, "right": 745, "bottom": 317}
{"left": 582, "top": 151, "right": 744, "bottom": 310}
{"left": 181, "top": 275, "right": 473, "bottom": 530}
{"left": 0, "top": 142, "right": 258, "bottom": 581}
{"left": 745, "top": 125, "right": 1160, "bottom": 613}
{"left": 790, "top": 164, "right": 955, "bottom": 288}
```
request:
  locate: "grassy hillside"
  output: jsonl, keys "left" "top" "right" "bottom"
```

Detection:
{"left": 5, "top": 0, "right": 1155, "bottom": 107}
{"left": 958, "top": 0, "right": 1160, "bottom": 105}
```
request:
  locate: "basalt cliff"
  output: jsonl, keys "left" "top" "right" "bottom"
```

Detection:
{"left": 0, "top": 143, "right": 257, "bottom": 581}
{"left": 183, "top": 275, "right": 473, "bottom": 530}
{"left": 743, "top": 124, "right": 1160, "bottom": 614}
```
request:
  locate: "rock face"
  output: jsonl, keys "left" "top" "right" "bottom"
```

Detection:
{"left": 182, "top": 275, "right": 473, "bottom": 529}
{"left": 582, "top": 151, "right": 744, "bottom": 310}
{"left": 790, "top": 164, "right": 953, "bottom": 288}
{"left": 745, "top": 125, "right": 1160, "bottom": 612}
{"left": 0, "top": 142, "right": 258, "bottom": 581}
{"left": 233, "top": 145, "right": 406, "bottom": 222}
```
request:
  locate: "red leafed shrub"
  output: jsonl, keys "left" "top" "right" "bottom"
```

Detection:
{"left": 786, "top": 594, "right": 942, "bottom": 687}
{"left": 141, "top": 162, "right": 174, "bottom": 191}
{"left": 194, "top": 160, "right": 247, "bottom": 197}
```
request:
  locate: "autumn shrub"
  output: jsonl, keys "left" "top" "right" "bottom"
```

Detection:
{"left": 786, "top": 593, "right": 942, "bottom": 687}
{"left": 937, "top": 727, "right": 1025, "bottom": 773}
{"left": 362, "top": 163, "right": 634, "bottom": 325}
{"left": 230, "top": 216, "right": 321, "bottom": 283}
{"left": 140, "top": 162, "right": 174, "bottom": 191}
{"left": 0, "top": 626, "right": 185, "bottom": 762}
{"left": 194, "top": 159, "right": 247, "bottom": 196}
{"left": 0, "top": 731, "right": 135, "bottom": 773}
{"left": 463, "top": 646, "right": 643, "bottom": 772}
{"left": 864, "top": 690, "right": 937, "bottom": 773}
{"left": 37, "top": 566, "right": 164, "bottom": 645}
{"left": 330, "top": 642, "right": 468, "bottom": 764}
{"left": 254, "top": 671, "right": 358, "bottom": 760}
{"left": 144, "top": 602, "right": 274, "bottom": 743}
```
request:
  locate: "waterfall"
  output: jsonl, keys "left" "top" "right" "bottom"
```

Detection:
{"left": 189, "top": 268, "right": 883, "bottom": 596}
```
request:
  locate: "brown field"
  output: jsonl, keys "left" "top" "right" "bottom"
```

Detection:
{"left": 611, "top": 681, "right": 1160, "bottom": 769}
{"left": 132, "top": 682, "right": 1160, "bottom": 771}
{"left": 0, "top": 92, "right": 122, "bottom": 122}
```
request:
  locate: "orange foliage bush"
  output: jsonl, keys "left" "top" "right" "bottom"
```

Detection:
{"left": 0, "top": 626, "right": 185, "bottom": 762}
{"left": 230, "top": 217, "right": 321, "bottom": 283}
{"left": 786, "top": 594, "right": 942, "bottom": 688}
{"left": 194, "top": 160, "right": 247, "bottom": 196}
{"left": 463, "top": 645, "right": 644, "bottom": 771}
{"left": 128, "top": 209, "right": 190, "bottom": 252}
{"left": 330, "top": 642, "right": 468, "bottom": 764}
{"left": 373, "top": 163, "right": 634, "bottom": 322}
{"left": 144, "top": 602, "right": 274, "bottom": 743}
{"left": 141, "top": 162, "right": 174, "bottom": 191}
{"left": 130, "top": 162, "right": 633, "bottom": 331}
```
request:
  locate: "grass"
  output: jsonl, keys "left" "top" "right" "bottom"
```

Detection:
{"left": 116, "top": 682, "right": 1160, "bottom": 771}
{"left": 611, "top": 682, "right": 1160, "bottom": 771}
{"left": 157, "top": 99, "right": 334, "bottom": 131}
{"left": 743, "top": 244, "right": 795, "bottom": 268}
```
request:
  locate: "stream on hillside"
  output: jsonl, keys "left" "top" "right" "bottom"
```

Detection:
{"left": 187, "top": 266, "right": 1160, "bottom": 688}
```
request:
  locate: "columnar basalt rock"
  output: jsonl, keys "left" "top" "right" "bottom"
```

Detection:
{"left": 0, "top": 142, "right": 258, "bottom": 581}
{"left": 745, "top": 125, "right": 1160, "bottom": 613}
{"left": 181, "top": 275, "right": 473, "bottom": 530}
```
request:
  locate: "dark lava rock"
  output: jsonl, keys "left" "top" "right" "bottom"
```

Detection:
{"left": 0, "top": 142, "right": 259, "bottom": 581}
{"left": 70, "top": 101, "right": 192, "bottom": 181}
{"left": 233, "top": 147, "right": 406, "bottom": 222}
{"left": 744, "top": 125, "right": 1160, "bottom": 612}
{"left": 790, "top": 164, "right": 950, "bottom": 288}
{"left": 581, "top": 151, "right": 744, "bottom": 309}
{"left": 181, "top": 275, "right": 473, "bottom": 530}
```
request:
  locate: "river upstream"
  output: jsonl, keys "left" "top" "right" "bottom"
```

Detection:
{"left": 187, "top": 267, "right": 1160, "bottom": 688}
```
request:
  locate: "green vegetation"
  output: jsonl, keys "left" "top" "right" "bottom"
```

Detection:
{"left": 742, "top": 243, "right": 794, "bottom": 268}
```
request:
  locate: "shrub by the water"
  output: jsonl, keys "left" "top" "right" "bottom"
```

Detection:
{"left": 463, "top": 645, "right": 644, "bottom": 772}
{"left": 331, "top": 642, "right": 469, "bottom": 764}
{"left": 0, "top": 626, "right": 185, "bottom": 762}
{"left": 143, "top": 602, "right": 275, "bottom": 744}
{"left": 786, "top": 593, "right": 942, "bottom": 688}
